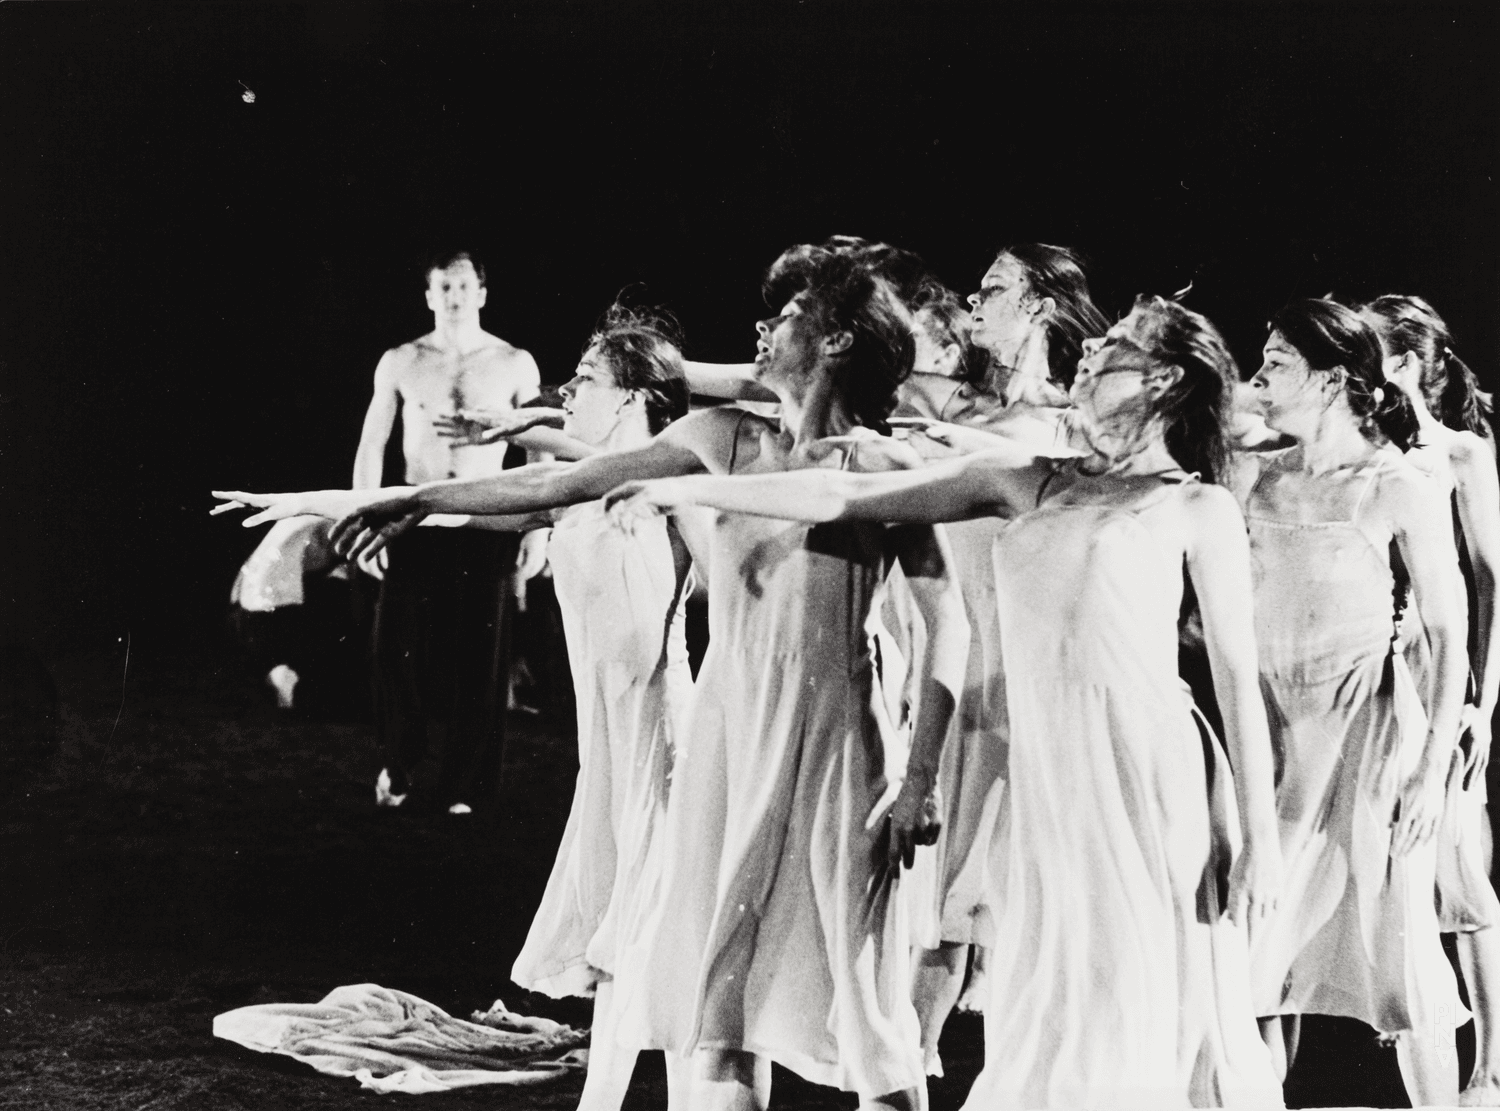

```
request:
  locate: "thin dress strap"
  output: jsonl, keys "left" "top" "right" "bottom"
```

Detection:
{"left": 1348, "top": 452, "right": 1388, "bottom": 524}
{"left": 725, "top": 408, "right": 755, "bottom": 475}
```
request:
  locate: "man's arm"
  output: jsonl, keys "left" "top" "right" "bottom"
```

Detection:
{"left": 684, "top": 360, "right": 778, "bottom": 403}
{"left": 353, "top": 351, "right": 402, "bottom": 489}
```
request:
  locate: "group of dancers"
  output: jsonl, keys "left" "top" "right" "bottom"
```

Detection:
{"left": 214, "top": 236, "right": 1500, "bottom": 1109}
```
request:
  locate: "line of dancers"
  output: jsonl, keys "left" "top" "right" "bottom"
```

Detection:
{"left": 214, "top": 237, "right": 1500, "bottom": 1109}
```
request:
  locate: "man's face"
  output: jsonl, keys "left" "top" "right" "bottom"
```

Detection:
{"left": 425, "top": 261, "right": 487, "bottom": 324}
{"left": 558, "top": 347, "right": 630, "bottom": 445}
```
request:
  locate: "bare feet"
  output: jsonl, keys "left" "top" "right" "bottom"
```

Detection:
{"left": 375, "top": 768, "right": 407, "bottom": 808}
{"left": 955, "top": 947, "right": 990, "bottom": 1013}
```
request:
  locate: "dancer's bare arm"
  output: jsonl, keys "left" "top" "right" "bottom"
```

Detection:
{"left": 684, "top": 360, "right": 776, "bottom": 403}
{"left": 604, "top": 444, "right": 1048, "bottom": 527}
{"left": 1386, "top": 467, "right": 1469, "bottom": 856}
{"left": 1183, "top": 484, "right": 1282, "bottom": 925}
{"left": 883, "top": 524, "right": 970, "bottom": 874}
{"left": 1451, "top": 432, "right": 1500, "bottom": 784}
{"left": 352, "top": 351, "right": 402, "bottom": 490}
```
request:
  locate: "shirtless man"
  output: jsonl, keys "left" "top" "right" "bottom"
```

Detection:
{"left": 354, "top": 250, "right": 545, "bottom": 814}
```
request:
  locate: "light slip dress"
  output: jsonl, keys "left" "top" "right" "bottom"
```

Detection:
{"left": 612, "top": 421, "right": 925, "bottom": 1100}
{"left": 510, "top": 500, "right": 693, "bottom": 998}
{"left": 1243, "top": 450, "right": 1464, "bottom": 1033}
{"left": 1399, "top": 441, "right": 1499, "bottom": 933}
{"left": 962, "top": 465, "right": 1282, "bottom": 1110}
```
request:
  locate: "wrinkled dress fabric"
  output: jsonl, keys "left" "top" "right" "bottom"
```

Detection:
{"left": 1245, "top": 453, "right": 1465, "bottom": 1031}
{"left": 511, "top": 502, "right": 691, "bottom": 998}
{"left": 213, "top": 984, "right": 587, "bottom": 1093}
{"left": 1400, "top": 442, "right": 1499, "bottom": 933}
{"left": 906, "top": 515, "right": 1010, "bottom": 956}
{"left": 962, "top": 477, "right": 1282, "bottom": 1110}
{"left": 614, "top": 432, "right": 925, "bottom": 1100}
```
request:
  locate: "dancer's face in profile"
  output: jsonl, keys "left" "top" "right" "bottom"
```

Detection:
{"left": 754, "top": 297, "right": 824, "bottom": 387}
{"left": 424, "top": 260, "right": 487, "bottom": 325}
{"left": 1070, "top": 311, "right": 1162, "bottom": 432}
{"left": 1250, "top": 331, "right": 1324, "bottom": 432}
{"left": 559, "top": 347, "right": 633, "bottom": 445}
{"left": 968, "top": 255, "right": 1035, "bottom": 363}
{"left": 912, "top": 309, "right": 964, "bottom": 378}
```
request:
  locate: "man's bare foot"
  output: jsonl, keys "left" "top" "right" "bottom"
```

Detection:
{"left": 1461, "top": 1077, "right": 1500, "bottom": 1106}
{"left": 955, "top": 946, "right": 990, "bottom": 1013}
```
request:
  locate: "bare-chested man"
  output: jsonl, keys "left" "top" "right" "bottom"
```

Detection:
{"left": 354, "top": 250, "right": 546, "bottom": 814}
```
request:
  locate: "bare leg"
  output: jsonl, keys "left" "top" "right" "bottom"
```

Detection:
{"left": 1258, "top": 1017, "right": 1287, "bottom": 1084}
{"left": 1395, "top": 1026, "right": 1460, "bottom": 1108}
{"left": 911, "top": 942, "right": 966, "bottom": 1074}
{"left": 695, "top": 1050, "right": 770, "bottom": 1111}
{"left": 577, "top": 981, "right": 638, "bottom": 1111}
{"left": 664, "top": 1051, "right": 693, "bottom": 1111}
{"left": 955, "top": 943, "right": 991, "bottom": 1013}
{"left": 1460, "top": 927, "right": 1500, "bottom": 1104}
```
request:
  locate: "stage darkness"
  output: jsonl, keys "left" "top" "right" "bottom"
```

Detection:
{"left": 2, "top": 2, "right": 1496, "bottom": 649}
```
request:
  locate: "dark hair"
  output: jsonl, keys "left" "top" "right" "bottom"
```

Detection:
{"left": 912, "top": 283, "right": 991, "bottom": 385}
{"left": 1269, "top": 298, "right": 1418, "bottom": 450}
{"left": 1129, "top": 295, "right": 1239, "bottom": 485}
{"left": 813, "top": 236, "right": 938, "bottom": 312}
{"left": 763, "top": 244, "right": 916, "bottom": 434}
{"left": 425, "top": 250, "right": 487, "bottom": 288}
{"left": 585, "top": 301, "right": 689, "bottom": 434}
{"left": 1360, "top": 294, "right": 1492, "bottom": 438}
{"left": 995, "top": 243, "right": 1110, "bottom": 389}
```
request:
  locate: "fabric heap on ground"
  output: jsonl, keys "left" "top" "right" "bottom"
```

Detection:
{"left": 212, "top": 983, "right": 587, "bottom": 1093}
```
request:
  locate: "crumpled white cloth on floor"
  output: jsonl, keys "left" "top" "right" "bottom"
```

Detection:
{"left": 213, "top": 983, "right": 588, "bottom": 1093}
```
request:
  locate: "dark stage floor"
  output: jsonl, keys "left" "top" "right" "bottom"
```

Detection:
{"left": 0, "top": 641, "right": 1452, "bottom": 1108}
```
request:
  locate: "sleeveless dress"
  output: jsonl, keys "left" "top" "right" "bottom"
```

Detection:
{"left": 510, "top": 501, "right": 692, "bottom": 998}
{"left": 1399, "top": 441, "right": 1499, "bottom": 933}
{"left": 1243, "top": 451, "right": 1464, "bottom": 1032}
{"left": 905, "top": 514, "right": 1010, "bottom": 957}
{"left": 962, "top": 469, "right": 1281, "bottom": 1110}
{"left": 613, "top": 425, "right": 925, "bottom": 1100}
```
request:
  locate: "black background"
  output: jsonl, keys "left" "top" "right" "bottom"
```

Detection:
{"left": 2, "top": 1, "right": 1497, "bottom": 649}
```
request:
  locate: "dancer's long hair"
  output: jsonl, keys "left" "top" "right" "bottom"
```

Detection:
{"left": 586, "top": 301, "right": 689, "bottom": 434}
{"left": 1270, "top": 298, "right": 1419, "bottom": 450}
{"left": 764, "top": 246, "right": 916, "bottom": 435}
{"left": 997, "top": 243, "right": 1110, "bottom": 388}
{"left": 1131, "top": 295, "right": 1239, "bottom": 485}
{"left": 1361, "top": 294, "right": 1492, "bottom": 438}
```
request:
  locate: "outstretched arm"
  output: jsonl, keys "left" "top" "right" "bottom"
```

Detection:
{"left": 684, "top": 360, "right": 777, "bottom": 403}
{"left": 1451, "top": 434, "right": 1500, "bottom": 784}
{"left": 604, "top": 443, "right": 1048, "bottom": 528}
{"left": 1391, "top": 469, "right": 1470, "bottom": 855}
{"left": 1184, "top": 484, "right": 1281, "bottom": 926}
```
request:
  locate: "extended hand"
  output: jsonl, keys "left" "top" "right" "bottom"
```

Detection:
{"left": 1226, "top": 839, "right": 1282, "bottom": 927}
{"left": 329, "top": 494, "right": 428, "bottom": 563}
{"left": 210, "top": 489, "right": 358, "bottom": 527}
{"left": 886, "top": 774, "right": 942, "bottom": 873}
{"left": 603, "top": 479, "right": 680, "bottom": 535}
{"left": 434, "top": 408, "right": 562, "bottom": 446}
{"left": 1392, "top": 757, "right": 1447, "bottom": 857}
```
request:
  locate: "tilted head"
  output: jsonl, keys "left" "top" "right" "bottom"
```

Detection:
{"left": 756, "top": 244, "right": 916, "bottom": 433}
{"left": 968, "top": 243, "right": 1109, "bottom": 387}
{"left": 1360, "top": 293, "right": 1492, "bottom": 437}
{"left": 1073, "top": 296, "right": 1239, "bottom": 484}
{"left": 560, "top": 301, "right": 688, "bottom": 445}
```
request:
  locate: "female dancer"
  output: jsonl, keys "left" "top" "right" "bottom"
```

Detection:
{"left": 606, "top": 294, "right": 1284, "bottom": 1108}
{"left": 1239, "top": 298, "right": 1467, "bottom": 1106}
{"left": 897, "top": 245, "right": 1109, "bottom": 1071}
{"left": 220, "top": 246, "right": 969, "bottom": 1111}
{"left": 1363, "top": 294, "right": 1500, "bottom": 1104}
{"left": 224, "top": 303, "right": 697, "bottom": 1111}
